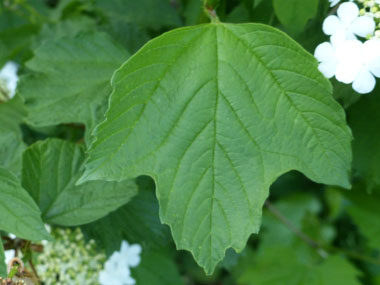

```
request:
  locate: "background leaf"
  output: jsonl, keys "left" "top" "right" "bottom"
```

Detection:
{"left": 82, "top": 23, "right": 352, "bottom": 273}
{"left": 348, "top": 86, "right": 380, "bottom": 191}
{"left": 0, "top": 239, "right": 5, "bottom": 278}
{"left": 273, "top": 0, "right": 319, "bottom": 35}
{"left": 0, "top": 167, "right": 49, "bottom": 241}
{"left": 19, "top": 32, "right": 129, "bottom": 143}
{"left": 82, "top": 176, "right": 170, "bottom": 255}
{"left": 132, "top": 248, "right": 184, "bottom": 285}
{"left": 22, "top": 139, "right": 138, "bottom": 226}
{"left": 0, "top": 96, "right": 26, "bottom": 175}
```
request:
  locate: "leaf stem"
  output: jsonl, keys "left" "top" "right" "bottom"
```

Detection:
{"left": 204, "top": 7, "right": 220, "bottom": 23}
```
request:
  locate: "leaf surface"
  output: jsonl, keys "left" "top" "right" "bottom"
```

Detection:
{"left": 0, "top": 239, "right": 6, "bottom": 278}
{"left": 0, "top": 96, "right": 26, "bottom": 175}
{"left": 273, "top": 0, "right": 319, "bottom": 34}
{"left": 348, "top": 87, "right": 380, "bottom": 191}
{"left": 22, "top": 139, "right": 138, "bottom": 226}
{"left": 19, "top": 33, "right": 129, "bottom": 143}
{"left": 0, "top": 167, "right": 49, "bottom": 241}
{"left": 82, "top": 23, "right": 352, "bottom": 273}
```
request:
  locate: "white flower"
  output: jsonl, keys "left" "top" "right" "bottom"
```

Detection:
{"left": 323, "top": 2, "right": 375, "bottom": 40}
{"left": 4, "top": 250, "right": 14, "bottom": 265}
{"left": 0, "top": 62, "right": 18, "bottom": 99}
{"left": 315, "top": 38, "right": 380, "bottom": 94}
{"left": 99, "top": 241, "right": 142, "bottom": 285}
{"left": 120, "top": 241, "right": 141, "bottom": 268}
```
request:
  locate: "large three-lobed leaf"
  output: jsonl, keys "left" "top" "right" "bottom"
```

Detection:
{"left": 81, "top": 23, "right": 352, "bottom": 273}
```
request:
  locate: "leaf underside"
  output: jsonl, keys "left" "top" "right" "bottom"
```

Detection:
{"left": 82, "top": 23, "right": 352, "bottom": 273}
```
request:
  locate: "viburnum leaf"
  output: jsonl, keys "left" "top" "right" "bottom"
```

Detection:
{"left": 22, "top": 139, "right": 138, "bottom": 226}
{"left": 273, "top": 0, "right": 319, "bottom": 34}
{"left": 131, "top": 249, "right": 184, "bottom": 285}
{"left": 0, "top": 96, "right": 26, "bottom": 175}
{"left": 344, "top": 185, "right": 380, "bottom": 249}
{"left": 0, "top": 239, "right": 6, "bottom": 278}
{"left": 348, "top": 86, "right": 380, "bottom": 191}
{"left": 81, "top": 23, "right": 352, "bottom": 273}
{"left": 0, "top": 167, "right": 50, "bottom": 241}
{"left": 94, "top": 0, "right": 181, "bottom": 30}
{"left": 19, "top": 33, "right": 129, "bottom": 143}
{"left": 237, "top": 246, "right": 360, "bottom": 284}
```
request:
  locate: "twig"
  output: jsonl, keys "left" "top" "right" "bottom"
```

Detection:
{"left": 28, "top": 259, "right": 40, "bottom": 284}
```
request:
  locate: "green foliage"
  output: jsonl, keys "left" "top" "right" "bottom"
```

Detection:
{"left": 273, "top": 0, "right": 319, "bottom": 34}
{"left": 348, "top": 86, "right": 380, "bottom": 191}
{"left": 0, "top": 240, "right": 5, "bottom": 278}
{"left": 81, "top": 22, "right": 351, "bottom": 273}
{"left": 0, "top": 167, "right": 49, "bottom": 241}
{"left": 236, "top": 194, "right": 360, "bottom": 284}
{"left": 0, "top": 96, "right": 26, "bottom": 175}
{"left": 132, "top": 249, "right": 184, "bottom": 285}
{"left": 22, "top": 138, "right": 138, "bottom": 226}
{"left": 19, "top": 32, "right": 129, "bottom": 143}
{"left": 0, "top": 0, "right": 379, "bottom": 283}
{"left": 82, "top": 178, "right": 170, "bottom": 255}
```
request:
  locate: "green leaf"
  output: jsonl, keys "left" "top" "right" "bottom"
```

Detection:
{"left": 0, "top": 239, "right": 6, "bottom": 278}
{"left": 95, "top": 0, "right": 181, "bottom": 30}
{"left": 237, "top": 246, "right": 360, "bottom": 285}
{"left": 0, "top": 167, "right": 50, "bottom": 241}
{"left": 348, "top": 87, "right": 380, "bottom": 191}
{"left": 0, "top": 96, "right": 27, "bottom": 175}
{"left": 82, "top": 177, "right": 170, "bottom": 255}
{"left": 81, "top": 23, "right": 352, "bottom": 273}
{"left": 22, "top": 139, "right": 138, "bottom": 226}
{"left": 273, "top": 0, "right": 319, "bottom": 34}
{"left": 19, "top": 32, "right": 129, "bottom": 143}
{"left": 236, "top": 194, "right": 360, "bottom": 284}
{"left": 132, "top": 249, "right": 184, "bottom": 285}
{"left": 253, "top": 0, "right": 265, "bottom": 8}
{"left": 344, "top": 185, "right": 380, "bottom": 249}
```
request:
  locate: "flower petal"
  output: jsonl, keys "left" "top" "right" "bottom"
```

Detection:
{"left": 337, "top": 2, "right": 359, "bottom": 26}
{"left": 350, "top": 16, "right": 376, "bottom": 38}
{"left": 314, "top": 42, "right": 335, "bottom": 62}
{"left": 323, "top": 15, "right": 343, "bottom": 35}
{"left": 318, "top": 61, "right": 337, "bottom": 78}
{"left": 352, "top": 69, "right": 376, "bottom": 94}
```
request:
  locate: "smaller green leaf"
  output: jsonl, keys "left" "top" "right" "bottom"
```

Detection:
{"left": 0, "top": 96, "right": 27, "bottom": 175}
{"left": 132, "top": 249, "right": 184, "bottom": 285}
{"left": 0, "top": 239, "right": 6, "bottom": 278}
{"left": 348, "top": 87, "right": 380, "bottom": 191}
{"left": 344, "top": 185, "right": 380, "bottom": 249}
{"left": 95, "top": 0, "right": 182, "bottom": 30}
{"left": 0, "top": 167, "right": 50, "bottom": 241}
{"left": 19, "top": 32, "right": 129, "bottom": 143}
{"left": 273, "top": 0, "right": 319, "bottom": 34}
{"left": 236, "top": 246, "right": 361, "bottom": 285}
{"left": 22, "top": 139, "right": 138, "bottom": 226}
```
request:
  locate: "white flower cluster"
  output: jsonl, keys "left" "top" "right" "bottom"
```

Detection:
{"left": 0, "top": 62, "right": 18, "bottom": 100}
{"left": 99, "top": 241, "right": 142, "bottom": 285}
{"left": 316, "top": 1, "right": 380, "bottom": 94}
{"left": 36, "top": 228, "right": 105, "bottom": 285}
